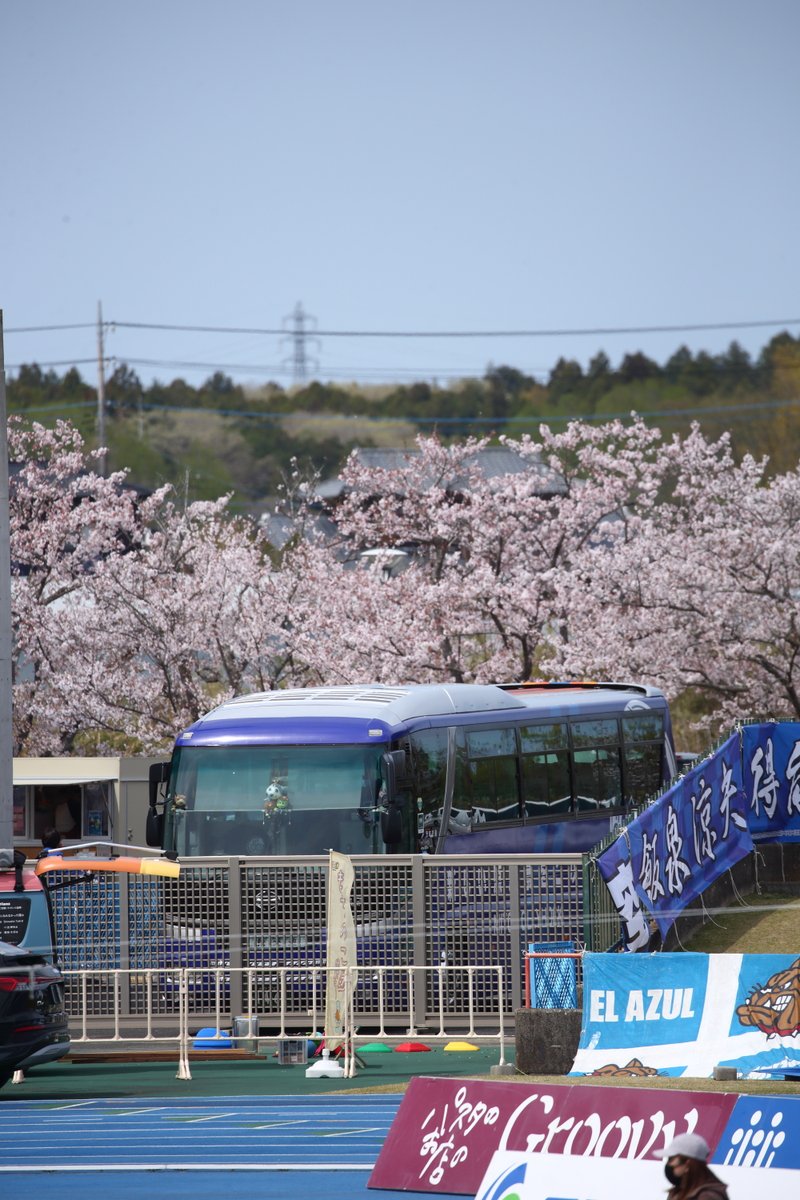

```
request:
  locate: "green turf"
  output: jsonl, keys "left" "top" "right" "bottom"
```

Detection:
{"left": 4, "top": 1045, "right": 510, "bottom": 1101}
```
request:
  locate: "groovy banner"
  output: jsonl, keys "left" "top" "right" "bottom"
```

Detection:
{"left": 367, "top": 1076, "right": 736, "bottom": 1195}
{"left": 597, "top": 733, "right": 752, "bottom": 947}
{"left": 571, "top": 951, "right": 800, "bottom": 1079}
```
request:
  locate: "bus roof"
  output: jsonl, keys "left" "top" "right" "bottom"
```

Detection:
{"left": 176, "top": 682, "right": 668, "bottom": 748}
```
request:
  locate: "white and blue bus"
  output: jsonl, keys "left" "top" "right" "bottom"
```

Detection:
{"left": 147, "top": 681, "right": 676, "bottom": 858}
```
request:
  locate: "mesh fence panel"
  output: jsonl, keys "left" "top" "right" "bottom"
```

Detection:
{"left": 424, "top": 862, "right": 511, "bottom": 1018}
{"left": 128, "top": 864, "right": 231, "bottom": 1016}
{"left": 241, "top": 862, "right": 327, "bottom": 1016}
{"left": 49, "top": 854, "right": 583, "bottom": 1025}
{"left": 49, "top": 870, "right": 120, "bottom": 1016}
{"left": 517, "top": 861, "right": 584, "bottom": 998}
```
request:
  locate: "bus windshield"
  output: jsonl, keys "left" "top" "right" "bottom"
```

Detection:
{"left": 164, "top": 744, "right": 387, "bottom": 856}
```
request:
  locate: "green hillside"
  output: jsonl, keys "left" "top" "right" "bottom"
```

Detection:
{"left": 7, "top": 330, "right": 800, "bottom": 509}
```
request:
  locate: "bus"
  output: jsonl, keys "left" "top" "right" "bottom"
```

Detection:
{"left": 146, "top": 681, "right": 676, "bottom": 858}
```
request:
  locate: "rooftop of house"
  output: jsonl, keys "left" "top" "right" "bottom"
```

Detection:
{"left": 316, "top": 446, "right": 567, "bottom": 501}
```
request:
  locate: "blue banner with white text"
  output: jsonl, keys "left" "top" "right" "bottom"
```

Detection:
{"left": 571, "top": 952, "right": 800, "bottom": 1079}
{"left": 742, "top": 723, "right": 800, "bottom": 844}
{"left": 597, "top": 733, "right": 752, "bottom": 946}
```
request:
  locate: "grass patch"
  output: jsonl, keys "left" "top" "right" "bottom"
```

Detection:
{"left": 682, "top": 892, "right": 800, "bottom": 954}
{"left": 341, "top": 1074, "right": 800, "bottom": 1097}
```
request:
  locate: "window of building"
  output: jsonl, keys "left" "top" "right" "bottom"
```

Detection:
{"left": 13, "top": 787, "right": 27, "bottom": 837}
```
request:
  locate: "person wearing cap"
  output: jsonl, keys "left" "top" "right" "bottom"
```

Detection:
{"left": 654, "top": 1132, "right": 728, "bottom": 1199}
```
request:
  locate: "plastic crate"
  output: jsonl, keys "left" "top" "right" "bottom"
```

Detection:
{"left": 527, "top": 940, "right": 578, "bottom": 1008}
{"left": 277, "top": 1037, "right": 308, "bottom": 1065}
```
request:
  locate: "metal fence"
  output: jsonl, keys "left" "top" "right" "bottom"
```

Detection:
{"left": 48, "top": 853, "right": 583, "bottom": 1028}
{"left": 39, "top": 963, "right": 508, "bottom": 1083}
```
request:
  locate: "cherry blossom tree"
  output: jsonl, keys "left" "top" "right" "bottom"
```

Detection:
{"left": 10, "top": 414, "right": 800, "bottom": 753}
{"left": 307, "top": 423, "right": 674, "bottom": 684}
{"left": 9, "top": 418, "right": 169, "bottom": 753}
{"left": 554, "top": 432, "right": 800, "bottom": 729}
{"left": 10, "top": 425, "right": 326, "bottom": 753}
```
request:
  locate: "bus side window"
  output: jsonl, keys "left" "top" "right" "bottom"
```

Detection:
{"left": 408, "top": 729, "right": 448, "bottom": 820}
{"left": 520, "top": 722, "right": 571, "bottom": 818}
{"left": 464, "top": 727, "right": 520, "bottom": 823}
{"left": 622, "top": 712, "right": 665, "bottom": 806}
{"left": 571, "top": 719, "right": 622, "bottom": 812}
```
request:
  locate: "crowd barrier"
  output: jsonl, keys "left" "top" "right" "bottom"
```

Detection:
{"left": 13, "top": 962, "right": 507, "bottom": 1084}
{"left": 44, "top": 852, "right": 582, "bottom": 1025}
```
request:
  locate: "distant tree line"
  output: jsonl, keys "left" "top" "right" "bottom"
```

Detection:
{"left": 7, "top": 331, "right": 800, "bottom": 501}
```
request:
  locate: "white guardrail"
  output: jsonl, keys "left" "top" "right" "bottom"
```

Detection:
{"left": 40, "top": 963, "right": 508, "bottom": 1081}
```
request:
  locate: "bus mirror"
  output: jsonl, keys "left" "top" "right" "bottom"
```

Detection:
{"left": 145, "top": 808, "right": 164, "bottom": 848}
{"left": 149, "top": 761, "right": 170, "bottom": 809}
{"left": 381, "top": 749, "right": 407, "bottom": 806}
{"left": 381, "top": 806, "right": 403, "bottom": 846}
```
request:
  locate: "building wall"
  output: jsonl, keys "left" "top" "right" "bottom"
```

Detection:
{"left": 12, "top": 756, "right": 163, "bottom": 858}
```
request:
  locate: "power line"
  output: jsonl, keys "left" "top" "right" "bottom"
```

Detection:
{"left": 5, "top": 322, "right": 96, "bottom": 333}
{"left": 100, "top": 356, "right": 513, "bottom": 381}
{"left": 107, "top": 317, "right": 800, "bottom": 338}
{"left": 6, "top": 358, "right": 97, "bottom": 369}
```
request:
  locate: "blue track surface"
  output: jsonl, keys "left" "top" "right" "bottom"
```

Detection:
{"left": 0, "top": 1094, "right": 463, "bottom": 1199}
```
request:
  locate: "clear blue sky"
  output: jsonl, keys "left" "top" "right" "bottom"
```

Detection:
{"left": 3, "top": 0, "right": 799, "bottom": 390}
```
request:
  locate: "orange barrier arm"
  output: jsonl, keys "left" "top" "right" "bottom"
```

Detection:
{"left": 35, "top": 855, "right": 180, "bottom": 879}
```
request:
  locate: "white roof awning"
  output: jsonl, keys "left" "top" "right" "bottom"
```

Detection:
{"left": 13, "top": 758, "right": 121, "bottom": 787}
{"left": 13, "top": 771, "right": 119, "bottom": 787}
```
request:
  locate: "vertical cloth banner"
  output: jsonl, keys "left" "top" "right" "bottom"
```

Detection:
{"left": 596, "top": 733, "right": 752, "bottom": 948}
{"left": 325, "top": 849, "right": 357, "bottom": 1052}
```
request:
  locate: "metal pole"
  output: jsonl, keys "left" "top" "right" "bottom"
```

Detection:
{"left": 97, "top": 300, "right": 106, "bottom": 476}
{"left": 0, "top": 311, "right": 13, "bottom": 846}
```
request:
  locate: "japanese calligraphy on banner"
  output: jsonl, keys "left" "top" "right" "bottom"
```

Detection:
{"left": 571, "top": 952, "right": 800, "bottom": 1080}
{"left": 324, "top": 849, "right": 356, "bottom": 1052}
{"left": 742, "top": 722, "right": 800, "bottom": 843}
{"left": 597, "top": 733, "right": 752, "bottom": 947}
{"left": 367, "top": 1075, "right": 736, "bottom": 1195}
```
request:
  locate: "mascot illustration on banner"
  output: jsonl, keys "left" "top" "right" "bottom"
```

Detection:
{"left": 588, "top": 1057, "right": 660, "bottom": 1078}
{"left": 737, "top": 957, "right": 800, "bottom": 1037}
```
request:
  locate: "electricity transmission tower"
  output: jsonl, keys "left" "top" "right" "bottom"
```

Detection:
{"left": 282, "top": 302, "right": 320, "bottom": 385}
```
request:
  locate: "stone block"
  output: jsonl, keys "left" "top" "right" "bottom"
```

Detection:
{"left": 515, "top": 1007, "right": 581, "bottom": 1075}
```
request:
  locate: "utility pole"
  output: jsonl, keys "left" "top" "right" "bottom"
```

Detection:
{"left": 282, "top": 301, "right": 320, "bottom": 386}
{"left": 0, "top": 311, "right": 13, "bottom": 847}
{"left": 97, "top": 300, "right": 107, "bottom": 475}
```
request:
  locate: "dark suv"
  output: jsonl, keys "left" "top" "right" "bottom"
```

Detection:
{"left": 0, "top": 940, "right": 70, "bottom": 1090}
